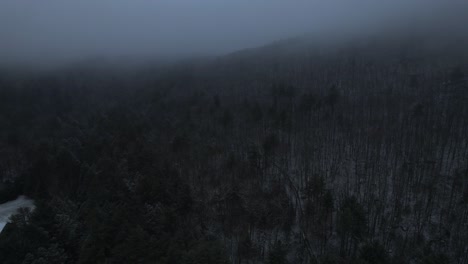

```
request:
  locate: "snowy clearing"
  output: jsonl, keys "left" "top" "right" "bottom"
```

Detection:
{"left": 0, "top": 196, "right": 35, "bottom": 232}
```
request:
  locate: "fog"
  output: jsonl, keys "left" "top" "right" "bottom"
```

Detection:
{"left": 0, "top": 0, "right": 467, "bottom": 68}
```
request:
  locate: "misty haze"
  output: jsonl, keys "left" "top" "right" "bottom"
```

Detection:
{"left": 0, "top": 1, "right": 467, "bottom": 263}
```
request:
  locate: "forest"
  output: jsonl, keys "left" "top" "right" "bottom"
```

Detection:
{"left": 0, "top": 35, "right": 467, "bottom": 264}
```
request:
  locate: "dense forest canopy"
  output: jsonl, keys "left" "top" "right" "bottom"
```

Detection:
{"left": 0, "top": 33, "right": 467, "bottom": 264}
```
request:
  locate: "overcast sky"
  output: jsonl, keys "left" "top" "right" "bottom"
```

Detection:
{"left": 0, "top": 0, "right": 466, "bottom": 67}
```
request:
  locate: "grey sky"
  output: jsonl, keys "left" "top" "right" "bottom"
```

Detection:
{"left": 0, "top": 0, "right": 466, "bottom": 67}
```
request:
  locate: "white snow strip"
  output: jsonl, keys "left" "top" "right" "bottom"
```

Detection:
{"left": 0, "top": 196, "right": 35, "bottom": 232}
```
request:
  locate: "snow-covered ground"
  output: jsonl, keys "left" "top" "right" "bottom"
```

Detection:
{"left": 0, "top": 196, "right": 35, "bottom": 232}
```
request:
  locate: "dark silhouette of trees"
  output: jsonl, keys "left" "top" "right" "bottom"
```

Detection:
{"left": 0, "top": 35, "right": 467, "bottom": 263}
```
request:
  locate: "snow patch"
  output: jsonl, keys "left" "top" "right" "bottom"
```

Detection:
{"left": 0, "top": 196, "right": 35, "bottom": 232}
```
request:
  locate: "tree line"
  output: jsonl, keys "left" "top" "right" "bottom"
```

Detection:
{"left": 0, "top": 38, "right": 467, "bottom": 263}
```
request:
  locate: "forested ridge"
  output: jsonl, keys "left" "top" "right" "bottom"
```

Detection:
{"left": 0, "top": 36, "right": 467, "bottom": 263}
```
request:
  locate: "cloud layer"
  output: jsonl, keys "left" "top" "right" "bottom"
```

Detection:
{"left": 0, "top": 0, "right": 466, "bottom": 67}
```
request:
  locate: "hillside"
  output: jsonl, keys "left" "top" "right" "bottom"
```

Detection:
{"left": 0, "top": 34, "right": 467, "bottom": 263}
